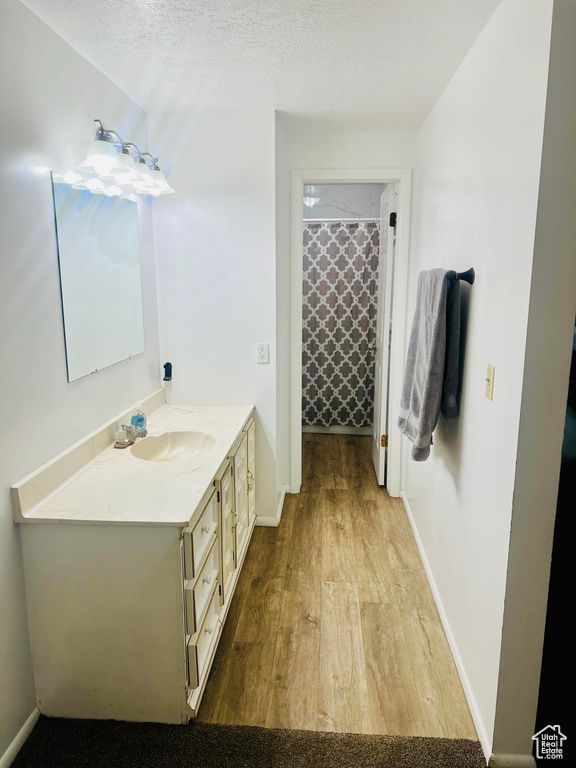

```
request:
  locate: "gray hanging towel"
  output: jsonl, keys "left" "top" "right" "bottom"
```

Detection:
{"left": 398, "top": 268, "right": 461, "bottom": 461}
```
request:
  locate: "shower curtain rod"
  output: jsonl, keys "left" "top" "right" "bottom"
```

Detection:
{"left": 303, "top": 217, "right": 380, "bottom": 222}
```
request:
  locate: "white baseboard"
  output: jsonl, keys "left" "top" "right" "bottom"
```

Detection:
{"left": 302, "top": 425, "right": 373, "bottom": 436}
{"left": 256, "top": 485, "right": 289, "bottom": 527}
{"left": 0, "top": 708, "right": 39, "bottom": 768}
{"left": 255, "top": 516, "right": 280, "bottom": 527}
{"left": 489, "top": 754, "right": 536, "bottom": 768}
{"left": 400, "top": 491, "right": 492, "bottom": 761}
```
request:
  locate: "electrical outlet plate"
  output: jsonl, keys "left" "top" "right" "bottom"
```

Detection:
{"left": 256, "top": 343, "right": 269, "bottom": 364}
{"left": 486, "top": 364, "right": 495, "bottom": 400}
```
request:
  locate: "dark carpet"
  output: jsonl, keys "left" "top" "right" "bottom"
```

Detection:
{"left": 12, "top": 716, "right": 487, "bottom": 768}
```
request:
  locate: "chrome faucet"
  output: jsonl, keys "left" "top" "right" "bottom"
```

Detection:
{"left": 114, "top": 424, "right": 141, "bottom": 449}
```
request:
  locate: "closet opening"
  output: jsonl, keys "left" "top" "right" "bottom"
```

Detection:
{"left": 290, "top": 170, "right": 412, "bottom": 494}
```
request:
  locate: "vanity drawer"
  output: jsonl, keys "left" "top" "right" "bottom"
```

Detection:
{"left": 183, "top": 489, "right": 218, "bottom": 579}
{"left": 187, "top": 584, "right": 221, "bottom": 689}
{"left": 185, "top": 537, "right": 219, "bottom": 634}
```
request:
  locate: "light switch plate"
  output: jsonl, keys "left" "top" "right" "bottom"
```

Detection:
{"left": 256, "top": 343, "right": 269, "bottom": 364}
{"left": 486, "top": 364, "right": 495, "bottom": 400}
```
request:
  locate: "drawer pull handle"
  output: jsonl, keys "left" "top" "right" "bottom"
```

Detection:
{"left": 205, "top": 624, "right": 215, "bottom": 635}
{"left": 201, "top": 525, "right": 211, "bottom": 534}
{"left": 203, "top": 574, "right": 214, "bottom": 586}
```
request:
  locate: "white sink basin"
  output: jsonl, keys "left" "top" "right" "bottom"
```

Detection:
{"left": 130, "top": 431, "right": 215, "bottom": 462}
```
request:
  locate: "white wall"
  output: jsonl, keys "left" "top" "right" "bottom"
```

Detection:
{"left": 278, "top": 119, "right": 418, "bottom": 172}
{"left": 401, "top": 0, "right": 554, "bottom": 759}
{"left": 148, "top": 110, "right": 278, "bottom": 519}
{"left": 0, "top": 0, "right": 160, "bottom": 758}
{"left": 276, "top": 118, "right": 418, "bottom": 490}
{"left": 492, "top": 0, "right": 576, "bottom": 757}
{"left": 275, "top": 118, "right": 290, "bottom": 505}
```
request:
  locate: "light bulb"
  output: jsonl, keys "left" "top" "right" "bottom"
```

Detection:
{"left": 62, "top": 170, "right": 83, "bottom": 185}
{"left": 72, "top": 177, "right": 105, "bottom": 193}
{"left": 52, "top": 171, "right": 83, "bottom": 185}
{"left": 77, "top": 138, "right": 126, "bottom": 177}
{"left": 104, "top": 150, "right": 141, "bottom": 184}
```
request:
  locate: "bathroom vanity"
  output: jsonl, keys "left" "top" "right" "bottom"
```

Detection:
{"left": 12, "top": 389, "right": 256, "bottom": 724}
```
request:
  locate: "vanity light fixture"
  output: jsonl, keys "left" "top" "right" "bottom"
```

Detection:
{"left": 114, "top": 143, "right": 148, "bottom": 191}
{"left": 106, "top": 148, "right": 142, "bottom": 185}
{"left": 77, "top": 133, "right": 126, "bottom": 177}
{"left": 53, "top": 170, "right": 83, "bottom": 185}
{"left": 150, "top": 164, "right": 175, "bottom": 195}
{"left": 136, "top": 154, "right": 158, "bottom": 190}
{"left": 91, "top": 183, "right": 109, "bottom": 195}
{"left": 72, "top": 177, "right": 105, "bottom": 193}
{"left": 103, "top": 185, "right": 123, "bottom": 197}
{"left": 134, "top": 153, "right": 172, "bottom": 196}
{"left": 137, "top": 184, "right": 163, "bottom": 197}
{"left": 76, "top": 120, "right": 175, "bottom": 197}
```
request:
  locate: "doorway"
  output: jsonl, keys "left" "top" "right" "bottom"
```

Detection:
{"left": 290, "top": 169, "right": 412, "bottom": 495}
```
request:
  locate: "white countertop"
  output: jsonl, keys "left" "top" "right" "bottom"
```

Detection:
{"left": 21, "top": 404, "right": 254, "bottom": 526}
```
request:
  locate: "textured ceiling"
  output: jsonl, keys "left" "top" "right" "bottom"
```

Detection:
{"left": 21, "top": 0, "right": 501, "bottom": 129}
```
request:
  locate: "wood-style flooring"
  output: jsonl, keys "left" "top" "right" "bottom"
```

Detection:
{"left": 197, "top": 434, "right": 476, "bottom": 739}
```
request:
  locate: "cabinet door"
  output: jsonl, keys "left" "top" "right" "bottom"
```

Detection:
{"left": 246, "top": 420, "right": 256, "bottom": 520}
{"left": 234, "top": 434, "right": 249, "bottom": 561}
{"left": 219, "top": 461, "right": 235, "bottom": 605}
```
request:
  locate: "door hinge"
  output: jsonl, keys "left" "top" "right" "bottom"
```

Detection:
{"left": 389, "top": 212, "right": 397, "bottom": 228}
{"left": 218, "top": 584, "right": 222, "bottom": 596}
{"left": 216, "top": 490, "right": 220, "bottom": 503}
{"left": 381, "top": 434, "right": 388, "bottom": 447}
{"left": 233, "top": 550, "right": 236, "bottom": 561}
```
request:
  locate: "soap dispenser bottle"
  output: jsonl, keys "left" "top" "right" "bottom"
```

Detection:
{"left": 131, "top": 407, "right": 147, "bottom": 437}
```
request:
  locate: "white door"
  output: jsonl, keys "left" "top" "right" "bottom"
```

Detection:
{"left": 372, "top": 185, "right": 397, "bottom": 485}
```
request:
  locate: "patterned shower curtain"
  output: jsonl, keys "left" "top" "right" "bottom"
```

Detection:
{"left": 302, "top": 221, "right": 380, "bottom": 428}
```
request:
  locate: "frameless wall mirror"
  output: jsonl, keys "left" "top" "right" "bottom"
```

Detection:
{"left": 51, "top": 172, "right": 145, "bottom": 382}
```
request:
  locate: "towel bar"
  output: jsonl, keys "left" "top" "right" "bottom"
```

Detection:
{"left": 451, "top": 268, "right": 475, "bottom": 284}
